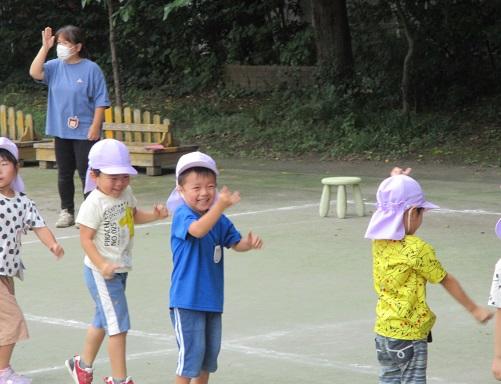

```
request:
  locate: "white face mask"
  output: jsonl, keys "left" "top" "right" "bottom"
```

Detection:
{"left": 57, "top": 44, "right": 74, "bottom": 60}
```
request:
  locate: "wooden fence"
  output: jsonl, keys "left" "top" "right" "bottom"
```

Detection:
{"left": 0, "top": 105, "right": 47, "bottom": 162}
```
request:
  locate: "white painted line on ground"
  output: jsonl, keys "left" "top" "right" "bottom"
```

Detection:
{"left": 24, "top": 314, "right": 175, "bottom": 342}
{"left": 21, "top": 348, "right": 177, "bottom": 376}
{"left": 23, "top": 314, "right": 471, "bottom": 383}
{"left": 21, "top": 201, "right": 501, "bottom": 246}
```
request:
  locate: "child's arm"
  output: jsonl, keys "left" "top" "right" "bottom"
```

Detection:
{"left": 80, "top": 225, "right": 122, "bottom": 279}
{"left": 189, "top": 186, "right": 240, "bottom": 238}
{"left": 492, "top": 309, "right": 501, "bottom": 380}
{"left": 232, "top": 231, "right": 263, "bottom": 252}
{"left": 440, "top": 273, "right": 493, "bottom": 323}
{"left": 133, "top": 204, "right": 169, "bottom": 224}
{"left": 32, "top": 226, "right": 64, "bottom": 258}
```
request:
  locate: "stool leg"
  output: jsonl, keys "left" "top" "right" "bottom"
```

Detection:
{"left": 353, "top": 184, "right": 365, "bottom": 217}
{"left": 336, "top": 185, "right": 347, "bottom": 219}
{"left": 319, "top": 185, "right": 331, "bottom": 217}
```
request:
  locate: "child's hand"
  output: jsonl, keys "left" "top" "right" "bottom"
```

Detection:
{"left": 492, "top": 356, "right": 501, "bottom": 380}
{"left": 245, "top": 231, "right": 263, "bottom": 250}
{"left": 153, "top": 203, "right": 169, "bottom": 219}
{"left": 49, "top": 243, "right": 64, "bottom": 259}
{"left": 472, "top": 306, "right": 494, "bottom": 324}
{"left": 233, "top": 231, "right": 263, "bottom": 252}
{"left": 391, "top": 167, "right": 412, "bottom": 176}
{"left": 100, "top": 262, "right": 123, "bottom": 280}
{"left": 218, "top": 186, "right": 240, "bottom": 209}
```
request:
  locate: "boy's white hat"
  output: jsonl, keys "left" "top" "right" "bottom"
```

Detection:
{"left": 174, "top": 151, "right": 219, "bottom": 184}
{"left": 84, "top": 139, "right": 137, "bottom": 193}
{"left": 0, "top": 137, "right": 25, "bottom": 193}
{"left": 166, "top": 151, "right": 219, "bottom": 213}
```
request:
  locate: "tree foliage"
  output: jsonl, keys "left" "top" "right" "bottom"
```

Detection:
{"left": 0, "top": 0, "right": 500, "bottom": 108}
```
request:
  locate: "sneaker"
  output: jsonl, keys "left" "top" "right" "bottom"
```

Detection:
{"left": 56, "top": 209, "right": 75, "bottom": 228}
{"left": 65, "top": 355, "right": 93, "bottom": 384}
{"left": 103, "top": 377, "right": 134, "bottom": 384}
{"left": 0, "top": 366, "right": 32, "bottom": 384}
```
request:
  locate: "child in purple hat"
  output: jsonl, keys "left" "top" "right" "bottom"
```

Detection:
{"left": 0, "top": 137, "right": 64, "bottom": 384}
{"left": 64, "top": 139, "right": 169, "bottom": 384}
{"left": 365, "top": 174, "right": 492, "bottom": 384}
{"left": 167, "top": 151, "right": 263, "bottom": 384}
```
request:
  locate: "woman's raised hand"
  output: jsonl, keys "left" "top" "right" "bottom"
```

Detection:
{"left": 42, "top": 27, "right": 55, "bottom": 51}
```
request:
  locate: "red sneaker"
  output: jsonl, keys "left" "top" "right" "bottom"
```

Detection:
{"left": 65, "top": 355, "right": 94, "bottom": 384}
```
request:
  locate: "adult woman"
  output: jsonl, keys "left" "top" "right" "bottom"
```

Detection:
{"left": 30, "top": 25, "right": 110, "bottom": 227}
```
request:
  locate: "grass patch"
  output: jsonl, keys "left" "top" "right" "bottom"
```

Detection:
{"left": 0, "top": 85, "right": 500, "bottom": 166}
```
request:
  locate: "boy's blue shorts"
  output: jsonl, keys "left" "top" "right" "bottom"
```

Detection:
{"left": 170, "top": 308, "right": 222, "bottom": 378}
{"left": 84, "top": 265, "right": 130, "bottom": 336}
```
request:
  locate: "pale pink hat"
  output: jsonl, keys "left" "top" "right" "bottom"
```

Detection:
{"left": 365, "top": 175, "right": 439, "bottom": 240}
{"left": 0, "top": 137, "right": 25, "bottom": 193}
{"left": 166, "top": 151, "right": 219, "bottom": 213}
{"left": 84, "top": 139, "right": 137, "bottom": 193}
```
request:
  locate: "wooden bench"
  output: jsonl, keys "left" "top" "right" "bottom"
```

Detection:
{"left": 34, "top": 106, "right": 198, "bottom": 175}
{"left": 0, "top": 105, "right": 50, "bottom": 163}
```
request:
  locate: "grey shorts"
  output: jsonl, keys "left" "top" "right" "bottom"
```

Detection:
{"left": 375, "top": 334, "right": 428, "bottom": 384}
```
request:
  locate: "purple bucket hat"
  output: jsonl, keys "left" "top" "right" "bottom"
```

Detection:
{"left": 84, "top": 139, "right": 138, "bottom": 193}
{"left": 495, "top": 219, "right": 501, "bottom": 239}
{"left": 364, "top": 175, "right": 439, "bottom": 240}
{"left": 0, "top": 137, "right": 25, "bottom": 193}
{"left": 166, "top": 151, "right": 219, "bottom": 213}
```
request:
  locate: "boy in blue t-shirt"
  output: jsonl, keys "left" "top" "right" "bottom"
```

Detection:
{"left": 166, "top": 151, "right": 263, "bottom": 384}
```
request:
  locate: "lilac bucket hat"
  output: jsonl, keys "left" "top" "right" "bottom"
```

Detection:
{"left": 84, "top": 139, "right": 138, "bottom": 193}
{"left": 364, "top": 175, "right": 439, "bottom": 240}
{"left": 495, "top": 219, "right": 501, "bottom": 239}
{"left": 0, "top": 137, "right": 25, "bottom": 193}
{"left": 166, "top": 151, "right": 219, "bottom": 213}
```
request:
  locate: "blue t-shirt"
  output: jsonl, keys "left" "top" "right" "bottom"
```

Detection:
{"left": 43, "top": 58, "right": 110, "bottom": 139}
{"left": 170, "top": 203, "right": 242, "bottom": 313}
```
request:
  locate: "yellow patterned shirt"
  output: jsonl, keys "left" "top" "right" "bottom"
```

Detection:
{"left": 373, "top": 235, "right": 447, "bottom": 340}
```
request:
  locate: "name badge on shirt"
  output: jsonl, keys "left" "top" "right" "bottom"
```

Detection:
{"left": 67, "top": 116, "right": 79, "bottom": 129}
{"left": 213, "top": 245, "right": 222, "bottom": 264}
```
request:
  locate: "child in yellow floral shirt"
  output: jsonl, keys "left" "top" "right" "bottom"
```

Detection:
{"left": 365, "top": 174, "right": 492, "bottom": 384}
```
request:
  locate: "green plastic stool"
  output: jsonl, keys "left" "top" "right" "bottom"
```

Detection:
{"left": 319, "top": 176, "right": 365, "bottom": 218}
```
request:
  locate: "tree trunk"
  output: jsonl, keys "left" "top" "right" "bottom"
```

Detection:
{"left": 394, "top": 0, "right": 414, "bottom": 115}
{"left": 332, "top": 0, "right": 353, "bottom": 79}
{"left": 311, "top": 0, "right": 353, "bottom": 80}
{"left": 107, "top": 0, "right": 122, "bottom": 107}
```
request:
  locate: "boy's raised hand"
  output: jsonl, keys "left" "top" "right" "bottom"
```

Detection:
{"left": 153, "top": 203, "right": 169, "bottom": 219}
{"left": 233, "top": 231, "right": 263, "bottom": 252}
{"left": 245, "top": 231, "right": 263, "bottom": 249}
{"left": 218, "top": 186, "right": 241, "bottom": 209}
{"left": 391, "top": 167, "right": 412, "bottom": 176}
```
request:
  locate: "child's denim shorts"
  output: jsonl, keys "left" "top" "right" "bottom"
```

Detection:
{"left": 375, "top": 334, "right": 428, "bottom": 384}
{"left": 84, "top": 265, "right": 130, "bottom": 336}
{"left": 170, "top": 308, "right": 222, "bottom": 378}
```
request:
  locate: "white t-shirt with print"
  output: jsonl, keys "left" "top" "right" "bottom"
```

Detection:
{"left": 77, "top": 186, "right": 137, "bottom": 273}
{"left": 489, "top": 258, "right": 501, "bottom": 307}
{"left": 0, "top": 192, "right": 46, "bottom": 280}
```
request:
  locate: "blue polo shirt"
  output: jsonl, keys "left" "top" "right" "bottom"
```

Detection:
{"left": 43, "top": 58, "right": 110, "bottom": 139}
{"left": 170, "top": 203, "right": 242, "bottom": 313}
